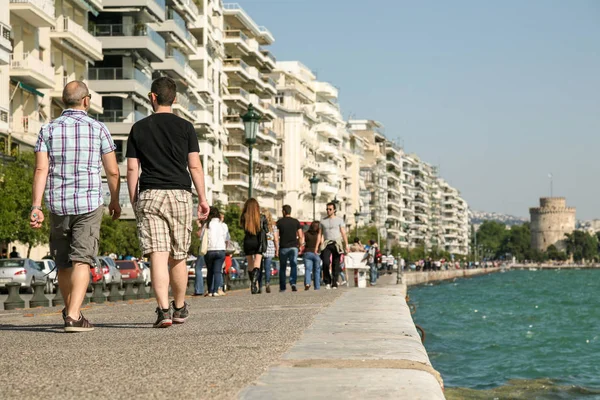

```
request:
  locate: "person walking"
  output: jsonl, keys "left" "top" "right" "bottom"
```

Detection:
{"left": 386, "top": 252, "right": 395, "bottom": 274}
{"left": 241, "top": 198, "right": 267, "bottom": 294}
{"left": 320, "top": 202, "right": 349, "bottom": 289}
{"left": 205, "top": 207, "right": 228, "bottom": 297}
{"left": 276, "top": 205, "right": 304, "bottom": 292}
{"left": 126, "top": 76, "right": 209, "bottom": 328}
{"left": 366, "top": 240, "right": 378, "bottom": 285}
{"left": 303, "top": 221, "right": 323, "bottom": 290}
{"left": 30, "top": 80, "right": 121, "bottom": 332}
{"left": 193, "top": 219, "right": 206, "bottom": 296}
{"left": 259, "top": 208, "right": 278, "bottom": 294}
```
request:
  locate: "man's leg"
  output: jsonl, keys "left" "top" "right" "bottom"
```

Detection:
{"left": 314, "top": 254, "right": 321, "bottom": 289}
{"left": 150, "top": 251, "right": 170, "bottom": 310}
{"left": 169, "top": 257, "right": 187, "bottom": 309}
{"left": 321, "top": 247, "right": 332, "bottom": 286}
{"left": 61, "top": 263, "right": 90, "bottom": 319}
{"left": 279, "top": 248, "right": 289, "bottom": 291}
{"left": 331, "top": 246, "right": 341, "bottom": 288}
{"left": 289, "top": 248, "right": 298, "bottom": 288}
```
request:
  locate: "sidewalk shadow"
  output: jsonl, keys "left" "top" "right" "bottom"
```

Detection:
{"left": 0, "top": 322, "right": 152, "bottom": 334}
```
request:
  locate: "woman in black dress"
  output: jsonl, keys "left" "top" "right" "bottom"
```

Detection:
{"left": 240, "top": 198, "right": 267, "bottom": 294}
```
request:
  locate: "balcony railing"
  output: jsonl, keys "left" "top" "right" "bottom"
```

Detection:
{"left": 88, "top": 67, "right": 152, "bottom": 88}
{"left": 224, "top": 58, "right": 250, "bottom": 74}
{"left": 225, "top": 144, "right": 249, "bottom": 156}
{"left": 228, "top": 87, "right": 249, "bottom": 100}
{"left": 9, "top": 0, "right": 55, "bottom": 19}
{"left": 91, "top": 23, "right": 166, "bottom": 52}
{"left": 10, "top": 52, "right": 54, "bottom": 79}
{"left": 223, "top": 3, "right": 241, "bottom": 10}
{"left": 184, "top": 64, "right": 198, "bottom": 82}
{"left": 51, "top": 17, "right": 102, "bottom": 57}
{"left": 259, "top": 47, "right": 276, "bottom": 63}
{"left": 167, "top": 47, "right": 186, "bottom": 67}
{"left": 227, "top": 172, "right": 250, "bottom": 183}
{"left": 168, "top": 9, "right": 198, "bottom": 47}
{"left": 91, "top": 109, "right": 147, "bottom": 123}
{"left": 262, "top": 76, "right": 276, "bottom": 89}
{"left": 224, "top": 30, "right": 249, "bottom": 44}
{"left": 11, "top": 116, "right": 44, "bottom": 134}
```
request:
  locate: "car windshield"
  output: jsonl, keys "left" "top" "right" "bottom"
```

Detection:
{"left": 0, "top": 260, "right": 24, "bottom": 268}
{"left": 103, "top": 257, "right": 116, "bottom": 268}
{"left": 36, "top": 261, "right": 45, "bottom": 269}
{"left": 117, "top": 262, "right": 136, "bottom": 270}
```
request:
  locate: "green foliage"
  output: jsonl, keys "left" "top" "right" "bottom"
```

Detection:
{"left": 475, "top": 221, "right": 508, "bottom": 258}
{"left": 545, "top": 244, "right": 568, "bottom": 261}
{"left": 564, "top": 231, "right": 598, "bottom": 262}
{"left": 222, "top": 203, "right": 244, "bottom": 245}
{"left": 499, "top": 223, "right": 532, "bottom": 261}
{"left": 99, "top": 215, "right": 141, "bottom": 257}
{"left": 0, "top": 153, "right": 49, "bottom": 256}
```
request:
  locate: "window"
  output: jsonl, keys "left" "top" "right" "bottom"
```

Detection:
{"left": 275, "top": 93, "right": 284, "bottom": 105}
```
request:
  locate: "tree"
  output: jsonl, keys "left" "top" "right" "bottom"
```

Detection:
{"left": 565, "top": 231, "right": 598, "bottom": 262}
{"left": 475, "top": 221, "right": 509, "bottom": 259}
{"left": 499, "top": 223, "right": 532, "bottom": 261}
{"left": 99, "top": 215, "right": 140, "bottom": 257}
{"left": 545, "top": 244, "right": 567, "bottom": 261}
{"left": 0, "top": 153, "right": 49, "bottom": 256}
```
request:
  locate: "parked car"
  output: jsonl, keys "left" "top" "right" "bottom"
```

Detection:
{"left": 35, "top": 259, "right": 57, "bottom": 293}
{"left": 89, "top": 260, "right": 104, "bottom": 284}
{"left": 186, "top": 257, "right": 207, "bottom": 279}
{"left": 115, "top": 260, "right": 142, "bottom": 281}
{"left": 94, "top": 257, "right": 122, "bottom": 288}
{"left": 0, "top": 258, "right": 48, "bottom": 293}
{"left": 138, "top": 261, "right": 151, "bottom": 285}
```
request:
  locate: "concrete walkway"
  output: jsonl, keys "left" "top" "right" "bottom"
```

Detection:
{"left": 238, "top": 275, "right": 445, "bottom": 399}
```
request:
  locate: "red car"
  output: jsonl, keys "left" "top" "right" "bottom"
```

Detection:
{"left": 115, "top": 260, "right": 142, "bottom": 280}
{"left": 90, "top": 262, "right": 103, "bottom": 283}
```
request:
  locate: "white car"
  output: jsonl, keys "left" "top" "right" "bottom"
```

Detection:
{"left": 96, "top": 257, "right": 123, "bottom": 288}
{"left": 35, "top": 259, "right": 57, "bottom": 293}
{"left": 139, "top": 262, "right": 151, "bottom": 285}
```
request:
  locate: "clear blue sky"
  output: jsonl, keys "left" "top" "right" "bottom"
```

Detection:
{"left": 241, "top": 0, "right": 600, "bottom": 220}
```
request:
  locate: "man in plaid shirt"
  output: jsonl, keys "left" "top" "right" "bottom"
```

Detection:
{"left": 30, "top": 81, "right": 121, "bottom": 332}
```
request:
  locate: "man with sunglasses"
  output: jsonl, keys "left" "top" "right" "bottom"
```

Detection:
{"left": 320, "top": 202, "right": 349, "bottom": 289}
{"left": 30, "top": 81, "right": 121, "bottom": 332}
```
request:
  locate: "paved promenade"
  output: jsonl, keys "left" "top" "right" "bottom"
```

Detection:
{"left": 0, "top": 275, "right": 445, "bottom": 400}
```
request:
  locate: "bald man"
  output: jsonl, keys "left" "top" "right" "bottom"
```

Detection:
{"left": 31, "top": 80, "right": 121, "bottom": 332}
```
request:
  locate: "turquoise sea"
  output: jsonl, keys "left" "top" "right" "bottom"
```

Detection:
{"left": 408, "top": 269, "right": 600, "bottom": 399}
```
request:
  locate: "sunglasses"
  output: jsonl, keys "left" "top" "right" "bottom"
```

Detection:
{"left": 81, "top": 93, "right": 92, "bottom": 100}
{"left": 327, "top": 208, "right": 334, "bottom": 211}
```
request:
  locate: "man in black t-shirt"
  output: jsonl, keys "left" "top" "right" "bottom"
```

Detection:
{"left": 126, "top": 77, "right": 209, "bottom": 328}
{"left": 276, "top": 205, "right": 304, "bottom": 292}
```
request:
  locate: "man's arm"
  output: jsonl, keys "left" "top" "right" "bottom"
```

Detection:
{"left": 297, "top": 226, "right": 305, "bottom": 249}
{"left": 340, "top": 224, "right": 349, "bottom": 252}
{"left": 102, "top": 151, "right": 121, "bottom": 220}
{"left": 126, "top": 157, "right": 139, "bottom": 205}
{"left": 30, "top": 152, "right": 49, "bottom": 229}
{"left": 188, "top": 152, "right": 209, "bottom": 221}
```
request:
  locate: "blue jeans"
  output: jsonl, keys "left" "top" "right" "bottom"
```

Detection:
{"left": 303, "top": 252, "right": 321, "bottom": 289}
{"left": 279, "top": 247, "right": 298, "bottom": 291}
{"left": 263, "top": 257, "right": 273, "bottom": 286}
{"left": 205, "top": 250, "right": 225, "bottom": 294}
{"left": 194, "top": 256, "right": 205, "bottom": 295}
{"left": 369, "top": 263, "right": 377, "bottom": 284}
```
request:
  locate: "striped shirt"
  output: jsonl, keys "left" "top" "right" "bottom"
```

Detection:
{"left": 34, "top": 109, "right": 116, "bottom": 216}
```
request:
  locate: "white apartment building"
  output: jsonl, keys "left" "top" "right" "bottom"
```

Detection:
{"left": 385, "top": 139, "right": 403, "bottom": 246}
{"left": 349, "top": 120, "right": 387, "bottom": 239}
{"left": 222, "top": 2, "right": 278, "bottom": 214}
{"left": 272, "top": 61, "right": 358, "bottom": 224}
{"left": 438, "top": 179, "right": 469, "bottom": 255}
{"left": 0, "top": 4, "right": 12, "bottom": 150}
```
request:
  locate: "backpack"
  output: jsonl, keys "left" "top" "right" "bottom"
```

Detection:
{"left": 375, "top": 248, "right": 382, "bottom": 264}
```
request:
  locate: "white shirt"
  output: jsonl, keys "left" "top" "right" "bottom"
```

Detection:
{"left": 207, "top": 218, "right": 227, "bottom": 251}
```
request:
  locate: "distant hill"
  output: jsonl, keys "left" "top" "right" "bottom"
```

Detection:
{"left": 470, "top": 210, "right": 529, "bottom": 226}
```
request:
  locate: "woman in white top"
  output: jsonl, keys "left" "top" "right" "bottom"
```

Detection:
{"left": 205, "top": 206, "right": 228, "bottom": 297}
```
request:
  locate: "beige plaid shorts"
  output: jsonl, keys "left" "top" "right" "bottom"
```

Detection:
{"left": 135, "top": 189, "right": 193, "bottom": 259}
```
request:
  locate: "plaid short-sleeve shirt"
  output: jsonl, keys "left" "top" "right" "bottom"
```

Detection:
{"left": 34, "top": 109, "right": 116, "bottom": 216}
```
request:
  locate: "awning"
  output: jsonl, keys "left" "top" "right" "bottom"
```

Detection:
{"left": 223, "top": 156, "right": 229, "bottom": 165}
{"left": 13, "top": 81, "right": 44, "bottom": 98}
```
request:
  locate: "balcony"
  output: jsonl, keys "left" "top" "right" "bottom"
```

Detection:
{"left": 224, "top": 114, "right": 243, "bottom": 131}
{"left": 257, "top": 126, "right": 277, "bottom": 145}
{"left": 224, "top": 144, "right": 249, "bottom": 161}
{"left": 92, "top": 23, "right": 166, "bottom": 62}
{"left": 223, "top": 30, "right": 251, "bottom": 55}
{"left": 312, "top": 81, "right": 338, "bottom": 100}
{"left": 152, "top": 10, "right": 197, "bottom": 53}
{"left": 9, "top": 0, "right": 55, "bottom": 28}
{"left": 224, "top": 87, "right": 250, "bottom": 107}
{"left": 50, "top": 17, "right": 103, "bottom": 61}
{"left": 315, "top": 101, "right": 340, "bottom": 118}
{"left": 261, "top": 76, "right": 277, "bottom": 96}
{"left": 152, "top": 48, "right": 186, "bottom": 79}
{"left": 319, "top": 163, "right": 338, "bottom": 176}
{"left": 261, "top": 49, "right": 276, "bottom": 70}
{"left": 101, "top": 0, "right": 166, "bottom": 22}
{"left": 90, "top": 109, "right": 148, "bottom": 135}
{"left": 283, "top": 78, "right": 315, "bottom": 102}
{"left": 315, "top": 122, "right": 339, "bottom": 141}
{"left": 320, "top": 142, "right": 339, "bottom": 156}
{"left": 9, "top": 53, "right": 55, "bottom": 88}
{"left": 255, "top": 153, "right": 277, "bottom": 170}
{"left": 173, "top": 92, "right": 197, "bottom": 122}
{"left": 320, "top": 183, "right": 338, "bottom": 196}
{"left": 223, "top": 58, "right": 252, "bottom": 82}
{"left": 11, "top": 116, "right": 44, "bottom": 136}
{"left": 255, "top": 180, "right": 277, "bottom": 195}
{"left": 302, "top": 158, "right": 319, "bottom": 173}
{"left": 224, "top": 172, "right": 249, "bottom": 188}
{"left": 88, "top": 68, "right": 151, "bottom": 100}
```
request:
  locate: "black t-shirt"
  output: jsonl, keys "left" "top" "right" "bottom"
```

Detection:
{"left": 277, "top": 217, "right": 301, "bottom": 248}
{"left": 126, "top": 113, "right": 200, "bottom": 192}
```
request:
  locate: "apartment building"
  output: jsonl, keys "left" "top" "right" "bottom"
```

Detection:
{"left": 222, "top": 3, "right": 278, "bottom": 213}
{"left": 349, "top": 120, "right": 388, "bottom": 239}
{"left": 0, "top": 5, "right": 11, "bottom": 151}
{"left": 438, "top": 179, "right": 469, "bottom": 255}
{"left": 385, "top": 139, "right": 403, "bottom": 246}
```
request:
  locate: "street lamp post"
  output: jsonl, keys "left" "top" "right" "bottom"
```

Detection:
{"left": 309, "top": 174, "right": 320, "bottom": 221}
{"left": 242, "top": 104, "right": 261, "bottom": 199}
{"left": 354, "top": 210, "right": 360, "bottom": 239}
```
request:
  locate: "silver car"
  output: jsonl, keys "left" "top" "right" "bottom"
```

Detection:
{"left": 35, "top": 259, "right": 57, "bottom": 293}
{"left": 0, "top": 258, "right": 48, "bottom": 292}
{"left": 94, "top": 257, "right": 122, "bottom": 288}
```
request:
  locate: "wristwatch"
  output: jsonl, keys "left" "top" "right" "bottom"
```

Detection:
{"left": 31, "top": 206, "right": 43, "bottom": 212}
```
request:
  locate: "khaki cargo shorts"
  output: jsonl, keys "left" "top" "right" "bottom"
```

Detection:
{"left": 49, "top": 206, "right": 104, "bottom": 269}
{"left": 135, "top": 189, "right": 193, "bottom": 260}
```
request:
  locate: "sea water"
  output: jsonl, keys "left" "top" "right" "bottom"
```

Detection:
{"left": 408, "top": 269, "right": 600, "bottom": 399}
